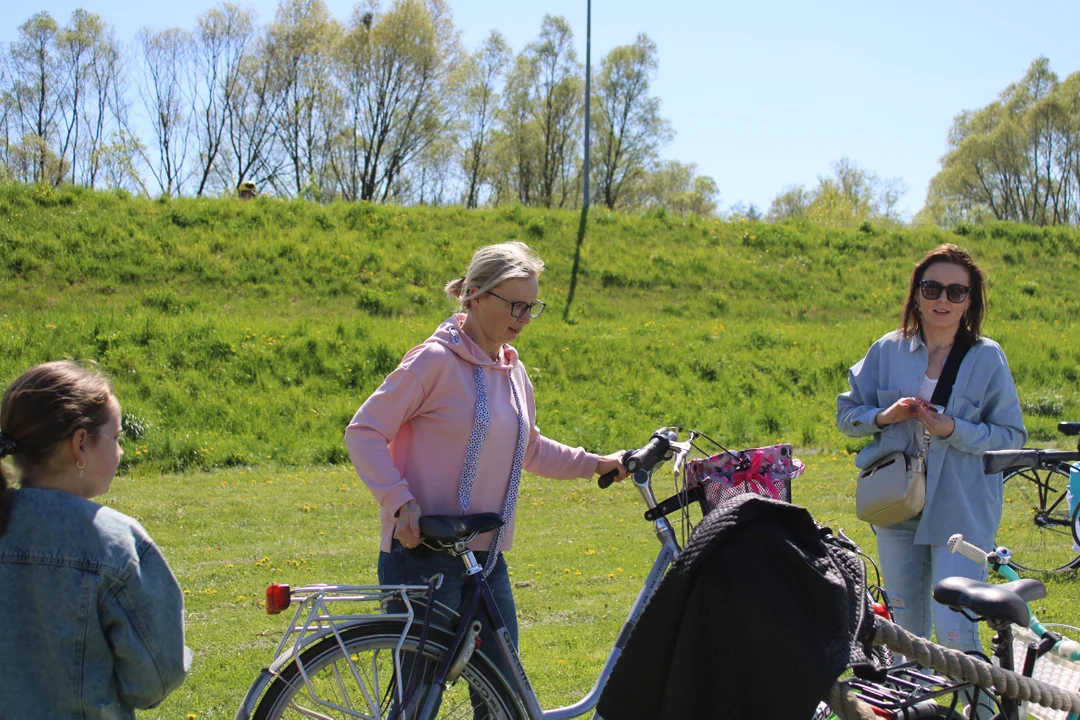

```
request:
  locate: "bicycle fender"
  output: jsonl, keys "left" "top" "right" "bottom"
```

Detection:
{"left": 235, "top": 667, "right": 274, "bottom": 720}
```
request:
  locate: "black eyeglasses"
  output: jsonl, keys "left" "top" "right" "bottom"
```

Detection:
{"left": 487, "top": 291, "right": 546, "bottom": 319}
{"left": 918, "top": 280, "right": 970, "bottom": 303}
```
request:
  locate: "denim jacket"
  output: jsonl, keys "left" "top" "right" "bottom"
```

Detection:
{"left": 836, "top": 331, "right": 1027, "bottom": 547}
{"left": 0, "top": 488, "right": 190, "bottom": 718}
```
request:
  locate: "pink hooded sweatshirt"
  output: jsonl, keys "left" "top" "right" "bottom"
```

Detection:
{"left": 346, "top": 314, "right": 601, "bottom": 553}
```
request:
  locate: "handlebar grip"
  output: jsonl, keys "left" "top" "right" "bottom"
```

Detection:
{"left": 983, "top": 449, "right": 1041, "bottom": 474}
{"left": 598, "top": 469, "right": 619, "bottom": 489}
{"left": 947, "top": 533, "right": 988, "bottom": 567}
{"left": 624, "top": 433, "right": 671, "bottom": 474}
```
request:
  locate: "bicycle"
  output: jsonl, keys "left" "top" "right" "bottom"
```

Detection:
{"left": 946, "top": 534, "right": 1080, "bottom": 720}
{"left": 236, "top": 427, "right": 799, "bottom": 720}
{"left": 985, "top": 422, "right": 1080, "bottom": 573}
{"left": 824, "top": 535, "right": 1080, "bottom": 720}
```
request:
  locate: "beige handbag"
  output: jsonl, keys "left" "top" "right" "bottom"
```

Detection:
{"left": 855, "top": 430, "right": 928, "bottom": 526}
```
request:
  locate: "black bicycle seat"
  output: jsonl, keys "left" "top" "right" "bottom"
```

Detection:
{"left": 1059, "top": 422, "right": 1080, "bottom": 436}
{"left": 419, "top": 513, "right": 504, "bottom": 543}
{"left": 932, "top": 576, "right": 1045, "bottom": 627}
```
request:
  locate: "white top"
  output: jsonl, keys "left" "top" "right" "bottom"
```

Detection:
{"left": 918, "top": 374, "right": 938, "bottom": 402}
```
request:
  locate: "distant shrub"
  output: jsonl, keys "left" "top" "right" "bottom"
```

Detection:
{"left": 1022, "top": 391, "right": 1065, "bottom": 417}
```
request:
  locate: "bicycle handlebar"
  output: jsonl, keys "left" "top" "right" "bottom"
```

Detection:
{"left": 598, "top": 429, "right": 673, "bottom": 489}
{"left": 948, "top": 533, "right": 1080, "bottom": 663}
{"left": 983, "top": 448, "right": 1080, "bottom": 475}
{"left": 983, "top": 449, "right": 1041, "bottom": 474}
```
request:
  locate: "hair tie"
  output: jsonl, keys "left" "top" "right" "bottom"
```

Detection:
{"left": 0, "top": 432, "right": 16, "bottom": 459}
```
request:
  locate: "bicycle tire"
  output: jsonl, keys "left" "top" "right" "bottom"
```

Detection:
{"left": 996, "top": 463, "right": 1080, "bottom": 572}
{"left": 252, "top": 619, "right": 525, "bottom": 720}
{"left": 1073, "top": 496, "right": 1080, "bottom": 554}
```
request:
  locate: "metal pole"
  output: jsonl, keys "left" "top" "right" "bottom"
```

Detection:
{"left": 563, "top": 0, "right": 591, "bottom": 322}
{"left": 583, "top": 0, "right": 591, "bottom": 210}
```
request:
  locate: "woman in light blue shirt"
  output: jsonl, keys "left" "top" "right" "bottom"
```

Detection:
{"left": 0, "top": 361, "right": 190, "bottom": 718}
{"left": 837, "top": 245, "right": 1025, "bottom": 702}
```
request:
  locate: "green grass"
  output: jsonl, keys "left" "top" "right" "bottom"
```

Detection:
{"left": 2, "top": 182, "right": 1080, "bottom": 477}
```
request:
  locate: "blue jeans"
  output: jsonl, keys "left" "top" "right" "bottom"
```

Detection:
{"left": 876, "top": 518, "right": 993, "bottom": 718}
{"left": 378, "top": 540, "right": 519, "bottom": 682}
{"left": 875, "top": 518, "right": 988, "bottom": 652}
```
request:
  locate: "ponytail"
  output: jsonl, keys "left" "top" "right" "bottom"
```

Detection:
{"left": 444, "top": 277, "right": 469, "bottom": 311}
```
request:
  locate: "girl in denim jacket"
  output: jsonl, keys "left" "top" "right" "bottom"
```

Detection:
{"left": 0, "top": 361, "right": 190, "bottom": 718}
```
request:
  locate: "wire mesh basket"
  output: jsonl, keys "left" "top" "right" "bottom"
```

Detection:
{"left": 1012, "top": 626, "right": 1080, "bottom": 720}
{"left": 684, "top": 442, "right": 805, "bottom": 516}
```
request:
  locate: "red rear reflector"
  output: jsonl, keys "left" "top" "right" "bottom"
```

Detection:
{"left": 266, "top": 584, "right": 291, "bottom": 614}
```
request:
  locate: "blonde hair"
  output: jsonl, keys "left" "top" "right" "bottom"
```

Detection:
{"left": 444, "top": 242, "right": 545, "bottom": 312}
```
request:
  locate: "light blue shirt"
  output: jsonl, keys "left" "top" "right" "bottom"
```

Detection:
{"left": 0, "top": 488, "right": 190, "bottom": 718}
{"left": 836, "top": 330, "right": 1027, "bottom": 546}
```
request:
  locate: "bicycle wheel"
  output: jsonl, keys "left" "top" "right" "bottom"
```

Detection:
{"left": 252, "top": 619, "right": 524, "bottom": 720}
{"left": 996, "top": 463, "right": 1080, "bottom": 572}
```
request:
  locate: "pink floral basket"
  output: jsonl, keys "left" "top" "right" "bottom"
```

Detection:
{"left": 685, "top": 443, "right": 805, "bottom": 515}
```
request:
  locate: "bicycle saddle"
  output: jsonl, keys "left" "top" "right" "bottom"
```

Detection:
{"left": 419, "top": 513, "right": 504, "bottom": 543}
{"left": 932, "top": 576, "right": 1046, "bottom": 627}
{"left": 1059, "top": 421, "right": 1080, "bottom": 436}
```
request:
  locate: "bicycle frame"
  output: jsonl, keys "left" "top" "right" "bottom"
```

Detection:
{"left": 432, "top": 463, "right": 683, "bottom": 720}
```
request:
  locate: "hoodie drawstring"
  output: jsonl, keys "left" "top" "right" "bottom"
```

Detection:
{"left": 457, "top": 364, "right": 526, "bottom": 578}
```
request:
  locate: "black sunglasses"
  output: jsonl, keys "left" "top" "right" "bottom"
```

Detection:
{"left": 487, "top": 291, "right": 546, "bottom": 319}
{"left": 918, "top": 280, "right": 970, "bottom": 303}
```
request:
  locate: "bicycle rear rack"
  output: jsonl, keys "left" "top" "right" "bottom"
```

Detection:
{"left": 269, "top": 582, "right": 460, "bottom": 711}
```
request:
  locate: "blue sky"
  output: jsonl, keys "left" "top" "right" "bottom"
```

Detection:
{"left": 4, "top": 0, "right": 1080, "bottom": 218}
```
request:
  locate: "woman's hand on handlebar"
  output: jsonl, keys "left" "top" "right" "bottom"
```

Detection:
{"left": 596, "top": 451, "right": 629, "bottom": 483}
{"left": 394, "top": 499, "right": 422, "bottom": 549}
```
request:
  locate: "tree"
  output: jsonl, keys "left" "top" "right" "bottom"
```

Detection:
{"left": 591, "top": 34, "right": 671, "bottom": 210}
{"left": 138, "top": 27, "right": 195, "bottom": 197}
{"left": 266, "top": 0, "right": 341, "bottom": 199}
{"left": 55, "top": 10, "right": 108, "bottom": 185}
{"left": 82, "top": 21, "right": 130, "bottom": 188}
{"left": 492, "top": 52, "right": 542, "bottom": 205}
{"left": 225, "top": 33, "right": 283, "bottom": 192}
{"left": 7, "top": 12, "right": 63, "bottom": 183}
{"left": 768, "top": 158, "right": 906, "bottom": 226}
{"left": 459, "top": 30, "right": 509, "bottom": 208}
{"left": 767, "top": 184, "right": 811, "bottom": 221}
{"left": 637, "top": 159, "right": 718, "bottom": 216}
{"left": 191, "top": 3, "right": 255, "bottom": 196}
{"left": 529, "top": 15, "right": 582, "bottom": 208}
{"left": 921, "top": 57, "right": 1080, "bottom": 227}
{"left": 329, "top": 0, "right": 462, "bottom": 203}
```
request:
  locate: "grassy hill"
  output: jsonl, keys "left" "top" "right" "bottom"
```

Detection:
{"left": 2, "top": 181, "right": 1080, "bottom": 475}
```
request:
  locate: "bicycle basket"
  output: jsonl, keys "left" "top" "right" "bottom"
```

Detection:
{"left": 685, "top": 443, "right": 804, "bottom": 516}
{"left": 1012, "top": 626, "right": 1080, "bottom": 720}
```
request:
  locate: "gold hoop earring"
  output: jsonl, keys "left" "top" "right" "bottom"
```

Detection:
{"left": 77, "top": 459, "right": 86, "bottom": 478}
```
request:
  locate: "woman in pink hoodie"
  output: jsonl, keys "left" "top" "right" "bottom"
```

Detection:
{"left": 346, "top": 241, "right": 626, "bottom": 670}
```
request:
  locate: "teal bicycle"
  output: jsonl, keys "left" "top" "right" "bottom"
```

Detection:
{"left": 945, "top": 532, "right": 1080, "bottom": 720}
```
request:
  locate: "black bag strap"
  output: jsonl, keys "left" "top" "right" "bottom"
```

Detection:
{"left": 929, "top": 335, "right": 973, "bottom": 409}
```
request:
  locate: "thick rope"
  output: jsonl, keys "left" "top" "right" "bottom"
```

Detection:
{"left": 880, "top": 618, "right": 1080, "bottom": 712}
{"left": 826, "top": 683, "right": 877, "bottom": 720}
